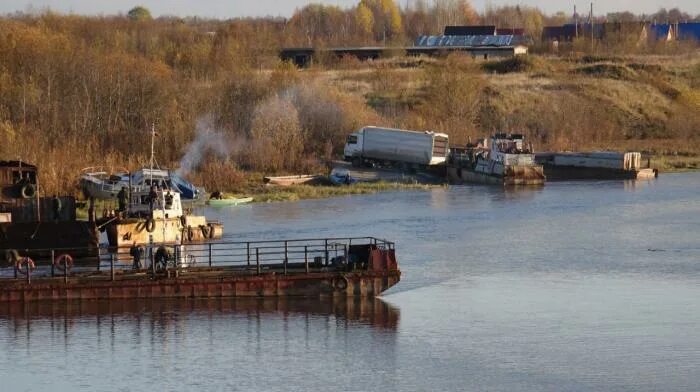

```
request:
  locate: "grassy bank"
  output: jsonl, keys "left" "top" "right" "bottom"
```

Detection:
{"left": 75, "top": 181, "right": 443, "bottom": 219}
{"left": 241, "top": 181, "right": 441, "bottom": 203}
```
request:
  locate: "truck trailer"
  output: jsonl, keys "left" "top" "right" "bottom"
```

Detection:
{"left": 343, "top": 126, "right": 449, "bottom": 168}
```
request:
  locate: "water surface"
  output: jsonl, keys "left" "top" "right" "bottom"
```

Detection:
{"left": 2, "top": 173, "right": 700, "bottom": 391}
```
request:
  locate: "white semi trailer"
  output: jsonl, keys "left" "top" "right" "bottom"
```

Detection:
{"left": 343, "top": 126, "right": 449, "bottom": 168}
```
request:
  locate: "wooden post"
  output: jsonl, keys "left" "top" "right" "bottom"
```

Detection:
{"left": 256, "top": 248, "right": 260, "bottom": 275}
{"left": 246, "top": 243, "right": 250, "bottom": 266}
{"left": 63, "top": 256, "right": 68, "bottom": 284}
{"left": 208, "top": 243, "right": 212, "bottom": 267}
{"left": 324, "top": 239, "right": 329, "bottom": 266}
{"left": 110, "top": 253, "right": 115, "bottom": 282}
{"left": 304, "top": 246, "right": 309, "bottom": 274}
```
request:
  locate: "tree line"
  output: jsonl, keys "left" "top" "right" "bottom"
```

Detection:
{"left": 0, "top": 2, "right": 697, "bottom": 194}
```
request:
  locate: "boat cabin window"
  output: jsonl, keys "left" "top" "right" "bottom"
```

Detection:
{"left": 12, "top": 170, "right": 36, "bottom": 184}
{"left": 347, "top": 135, "right": 358, "bottom": 144}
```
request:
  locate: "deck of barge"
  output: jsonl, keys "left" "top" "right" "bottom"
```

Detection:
{"left": 0, "top": 237, "right": 400, "bottom": 302}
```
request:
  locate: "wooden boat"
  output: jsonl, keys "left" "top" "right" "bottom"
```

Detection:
{"left": 207, "top": 197, "right": 254, "bottom": 207}
{"left": 263, "top": 175, "right": 322, "bottom": 186}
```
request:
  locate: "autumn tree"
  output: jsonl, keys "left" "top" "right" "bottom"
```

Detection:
{"left": 358, "top": 0, "right": 403, "bottom": 42}
{"left": 482, "top": 5, "right": 544, "bottom": 39}
{"left": 127, "top": 6, "right": 152, "bottom": 21}
{"left": 355, "top": 3, "right": 374, "bottom": 38}
{"left": 404, "top": 0, "right": 478, "bottom": 39}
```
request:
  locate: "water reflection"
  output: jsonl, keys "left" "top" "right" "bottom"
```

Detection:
{"left": 0, "top": 297, "right": 399, "bottom": 331}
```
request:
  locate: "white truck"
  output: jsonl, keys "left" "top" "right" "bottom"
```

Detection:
{"left": 343, "top": 126, "right": 449, "bottom": 168}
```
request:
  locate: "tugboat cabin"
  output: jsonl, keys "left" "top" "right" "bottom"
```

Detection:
{"left": 0, "top": 161, "right": 38, "bottom": 202}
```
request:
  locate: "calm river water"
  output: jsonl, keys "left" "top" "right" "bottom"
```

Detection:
{"left": 2, "top": 173, "right": 700, "bottom": 391}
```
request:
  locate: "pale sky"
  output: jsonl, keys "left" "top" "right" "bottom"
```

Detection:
{"left": 1, "top": 0, "right": 698, "bottom": 19}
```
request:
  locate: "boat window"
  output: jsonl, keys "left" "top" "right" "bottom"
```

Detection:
{"left": 21, "top": 171, "right": 36, "bottom": 184}
{"left": 347, "top": 135, "right": 358, "bottom": 144}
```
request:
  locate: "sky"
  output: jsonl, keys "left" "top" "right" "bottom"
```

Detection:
{"left": 1, "top": 0, "right": 698, "bottom": 19}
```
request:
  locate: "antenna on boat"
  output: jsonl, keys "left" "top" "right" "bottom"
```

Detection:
{"left": 150, "top": 123, "right": 155, "bottom": 185}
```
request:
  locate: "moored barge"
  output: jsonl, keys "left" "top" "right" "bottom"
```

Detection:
{"left": 534, "top": 152, "right": 658, "bottom": 180}
{"left": 0, "top": 237, "right": 400, "bottom": 302}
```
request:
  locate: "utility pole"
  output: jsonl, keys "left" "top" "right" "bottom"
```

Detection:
{"left": 590, "top": 2, "right": 594, "bottom": 41}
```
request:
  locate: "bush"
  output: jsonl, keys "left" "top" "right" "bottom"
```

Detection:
{"left": 482, "top": 56, "right": 538, "bottom": 73}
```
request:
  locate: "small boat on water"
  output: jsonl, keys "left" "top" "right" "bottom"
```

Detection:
{"left": 207, "top": 197, "right": 254, "bottom": 207}
{"left": 263, "top": 175, "right": 322, "bottom": 186}
{"left": 80, "top": 167, "right": 204, "bottom": 201}
{"left": 447, "top": 133, "right": 546, "bottom": 186}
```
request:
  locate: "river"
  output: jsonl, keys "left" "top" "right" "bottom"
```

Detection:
{"left": 2, "top": 173, "right": 700, "bottom": 391}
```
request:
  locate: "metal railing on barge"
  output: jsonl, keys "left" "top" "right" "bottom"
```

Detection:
{"left": 0, "top": 237, "right": 395, "bottom": 284}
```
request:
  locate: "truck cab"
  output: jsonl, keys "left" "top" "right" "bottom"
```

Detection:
{"left": 343, "top": 131, "right": 362, "bottom": 162}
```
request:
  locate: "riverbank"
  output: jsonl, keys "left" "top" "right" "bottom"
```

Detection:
{"left": 75, "top": 181, "right": 443, "bottom": 219}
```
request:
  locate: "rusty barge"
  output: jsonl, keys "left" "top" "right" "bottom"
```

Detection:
{"left": 534, "top": 152, "right": 658, "bottom": 180}
{"left": 0, "top": 237, "right": 400, "bottom": 302}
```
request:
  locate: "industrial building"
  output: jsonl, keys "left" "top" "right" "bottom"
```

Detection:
{"left": 280, "top": 27, "right": 529, "bottom": 67}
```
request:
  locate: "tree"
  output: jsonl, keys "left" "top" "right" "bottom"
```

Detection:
{"left": 359, "top": 0, "right": 403, "bottom": 41}
{"left": 355, "top": 3, "right": 374, "bottom": 38}
{"left": 127, "top": 6, "right": 152, "bottom": 21}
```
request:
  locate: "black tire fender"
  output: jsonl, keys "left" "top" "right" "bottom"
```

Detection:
{"left": 20, "top": 184, "right": 36, "bottom": 199}
{"left": 145, "top": 218, "right": 156, "bottom": 233}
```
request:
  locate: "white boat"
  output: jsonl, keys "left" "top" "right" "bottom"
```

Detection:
{"left": 80, "top": 167, "right": 204, "bottom": 200}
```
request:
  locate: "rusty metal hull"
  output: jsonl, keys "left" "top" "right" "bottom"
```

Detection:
{"left": 447, "top": 166, "right": 545, "bottom": 186}
{"left": 0, "top": 221, "right": 99, "bottom": 261}
{"left": 0, "top": 270, "right": 401, "bottom": 302}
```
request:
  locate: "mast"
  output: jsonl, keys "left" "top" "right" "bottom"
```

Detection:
{"left": 149, "top": 123, "right": 155, "bottom": 185}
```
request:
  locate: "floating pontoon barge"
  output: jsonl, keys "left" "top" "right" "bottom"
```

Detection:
{"left": 0, "top": 237, "right": 400, "bottom": 302}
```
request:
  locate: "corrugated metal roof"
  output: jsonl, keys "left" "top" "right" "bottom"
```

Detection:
{"left": 415, "top": 35, "right": 517, "bottom": 47}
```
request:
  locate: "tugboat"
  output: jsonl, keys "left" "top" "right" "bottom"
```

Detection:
{"left": 0, "top": 161, "right": 99, "bottom": 261}
{"left": 447, "top": 133, "right": 545, "bottom": 186}
{"left": 99, "top": 186, "right": 222, "bottom": 248}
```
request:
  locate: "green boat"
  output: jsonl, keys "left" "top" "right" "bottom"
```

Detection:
{"left": 206, "top": 197, "right": 254, "bottom": 207}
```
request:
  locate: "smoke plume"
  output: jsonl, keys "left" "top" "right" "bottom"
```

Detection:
{"left": 176, "top": 116, "right": 229, "bottom": 177}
